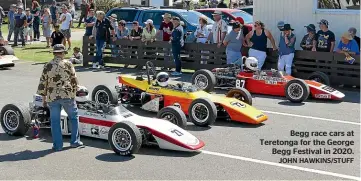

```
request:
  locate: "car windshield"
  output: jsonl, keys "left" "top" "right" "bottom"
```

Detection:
{"left": 179, "top": 11, "right": 215, "bottom": 25}
{"left": 231, "top": 11, "right": 253, "bottom": 24}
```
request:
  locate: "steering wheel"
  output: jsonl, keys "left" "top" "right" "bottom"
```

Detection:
{"left": 145, "top": 61, "right": 157, "bottom": 85}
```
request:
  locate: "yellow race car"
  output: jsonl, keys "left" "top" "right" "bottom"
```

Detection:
{"left": 91, "top": 62, "right": 268, "bottom": 127}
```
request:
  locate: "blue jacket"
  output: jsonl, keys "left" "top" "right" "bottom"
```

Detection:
{"left": 171, "top": 25, "right": 184, "bottom": 47}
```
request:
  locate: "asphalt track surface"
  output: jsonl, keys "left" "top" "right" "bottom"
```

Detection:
{"left": 0, "top": 61, "right": 360, "bottom": 180}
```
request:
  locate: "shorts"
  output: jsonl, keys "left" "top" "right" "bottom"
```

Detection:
{"left": 61, "top": 29, "right": 71, "bottom": 39}
{"left": 24, "top": 27, "right": 33, "bottom": 36}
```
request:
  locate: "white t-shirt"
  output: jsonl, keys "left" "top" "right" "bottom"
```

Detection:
{"left": 60, "top": 12, "right": 72, "bottom": 30}
{"left": 194, "top": 24, "right": 210, "bottom": 43}
{"left": 211, "top": 19, "right": 227, "bottom": 43}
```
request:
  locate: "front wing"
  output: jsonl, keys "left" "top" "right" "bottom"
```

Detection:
{"left": 306, "top": 80, "right": 345, "bottom": 100}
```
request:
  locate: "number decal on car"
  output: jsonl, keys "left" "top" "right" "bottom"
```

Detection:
{"left": 171, "top": 129, "right": 183, "bottom": 136}
{"left": 236, "top": 79, "right": 245, "bottom": 88}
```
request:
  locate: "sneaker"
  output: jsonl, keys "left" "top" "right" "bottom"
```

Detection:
{"left": 70, "top": 141, "right": 84, "bottom": 148}
{"left": 92, "top": 62, "right": 99, "bottom": 69}
{"left": 52, "top": 147, "right": 62, "bottom": 152}
{"left": 99, "top": 65, "right": 105, "bottom": 69}
{"left": 171, "top": 71, "right": 182, "bottom": 76}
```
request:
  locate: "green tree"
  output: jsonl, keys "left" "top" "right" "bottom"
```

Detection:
{"left": 95, "top": 0, "right": 126, "bottom": 13}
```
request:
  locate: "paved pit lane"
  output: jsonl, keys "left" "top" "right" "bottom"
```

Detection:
{"left": 0, "top": 62, "right": 360, "bottom": 180}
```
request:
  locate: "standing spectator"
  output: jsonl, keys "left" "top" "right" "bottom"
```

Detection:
{"left": 77, "top": 0, "right": 89, "bottom": 28}
{"left": 312, "top": 19, "right": 335, "bottom": 52}
{"left": 89, "top": 0, "right": 96, "bottom": 12}
{"left": 277, "top": 24, "right": 296, "bottom": 75}
{"left": 195, "top": 16, "right": 210, "bottom": 64}
{"left": 129, "top": 21, "right": 143, "bottom": 41}
{"left": 0, "top": 6, "right": 5, "bottom": 37}
{"left": 235, "top": 17, "right": 249, "bottom": 37}
{"left": 42, "top": 8, "right": 52, "bottom": 48}
{"left": 300, "top": 24, "right": 316, "bottom": 51}
{"left": 217, "top": 0, "right": 228, "bottom": 8}
{"left": 90, "top": 11, "right": 115, "bottom": 69}
{"left": 206, "top": 10, "right": 227, "bottom": 48}
{"left": 108, "top": 14, "right": 118, "bottom": 57}
{"left": 157, "top": 13, "right": 173, "bottom": 41}
{"left": 50, "top": 24, "right": 64, "bottom": 47}
{"left": 31, "top": 1, "right": 41, "bottom": 41}
{"left": 50, "top": 0, "right": 58, "bottom": 27}
{"left": 84, "top": 9, "right": 96, "bottom": 36}
{"left": 36, "top": 44, "right": 83, "bottom": 151}
{"left": 69, "top": 47, "right": 83, "bottom": 64}
{"left": 335, "top": 32, "right": 360, "bottom": 55}
{"left": 12, "top": 6, "right": 26, "bottom": 47}
{"left": 59, "top": 6, "right": 72, "bottom": 50}
{"left": 7, "top": 5, "right": 16, "bottom": 42}
{"left": 348, "top": 27, "right": 360, "bottom": 48}
{"left": 24, "top": 8, "right": 34, "bottom": 44}
{"left": 245, "top": 20, "right": 277, "bottom": 70}
{"left": 223, "top": 22, "right": 244, "bottom": 65}
{"left": 170, "top": 17, "right": 184, "bottom": 76}
{"left": 141, "top": 19, "right": 156, "bottom": 42}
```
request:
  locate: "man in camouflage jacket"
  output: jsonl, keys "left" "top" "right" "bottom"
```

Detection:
{"left": 37, "top": 44, "right": 83, "bottom": 151}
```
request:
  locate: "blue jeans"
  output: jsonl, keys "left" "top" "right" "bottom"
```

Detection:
{"left": 94, "top": 39, "right": 105, "bottom": 65}
{"left": 48, "top": 98, "right": 81, "bottom": 149}
{"left": 172, "top": 44, "right": 181, "bottom": 72}
{"left": 226, "top": 49, "right": 242, "bottom": 64}
{"left": 33, "top": 21, "right": 40, "bottom": 40}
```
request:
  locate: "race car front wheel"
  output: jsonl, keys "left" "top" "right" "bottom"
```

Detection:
{"left": 188, "top": 98, "right": 217, "bottom": 127}
{"left": 285, "top": 79, "right": 310, "bottom": 103}
{"left": 108, "top": 121, "right": 142, "bottom": 156}
{"left": 192, "top": 69, "right": 217, "bottom": 92}
{"left": 92, "top": 85, "right": 119, "bottom": 105}
{"left": 0, "top": 104, "right": 31, "bottom": 136}
{"left": 307, "top": 71, "right": 330, "bottom": 86}
{"left": 157, "top": 106, "right": 187, "bottom": 129}
{"left": 226, "top": 88, "right": 253, "bottom": 105}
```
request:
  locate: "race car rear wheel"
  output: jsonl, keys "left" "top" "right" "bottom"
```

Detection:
{"left": 192, "top": 69, "right": 216, "bottom": 92}
{"left": 92, "top": 85, "right": 119, "bottom": 105}
{"left": 226, "top": 88, "right": 253, "bottom": 105}
{"left": 157, "top": 106, "right": 187, "bottom": 129}
{"left": 0, "top": 104, "right": 31, "bottom": 136}
{"left": 285, "top": 79, "right": 310, "bottom": 103}
{"left": 188, "top": 98, "right": 217, "bottom": 127}
{"left": 108, "top": 121, "right": 142, "bottom": 156}
{"left": 307, "top": 71, "right": 330, "bottom": 86}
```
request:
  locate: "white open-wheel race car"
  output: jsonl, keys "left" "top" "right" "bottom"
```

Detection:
{"left": 0, "top": 46, "right": 17, "bottom": 68}
{"left": 0, "top": 86, "right": 204, "bottom": 156}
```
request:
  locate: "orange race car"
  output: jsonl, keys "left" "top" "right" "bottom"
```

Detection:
{"left": 91, "top": 62, "right": 268, "bottom": 127}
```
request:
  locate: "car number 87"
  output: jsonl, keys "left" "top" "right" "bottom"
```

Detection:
{"left": 236, "top": 79, "right": 245, "bottom": 88}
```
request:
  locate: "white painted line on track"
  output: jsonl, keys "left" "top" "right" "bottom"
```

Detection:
{"left": 261, "top": 110, "right": 361, "bottom": 126}
{"left": 201, "top": 150, "right": 360, "bottom": 180}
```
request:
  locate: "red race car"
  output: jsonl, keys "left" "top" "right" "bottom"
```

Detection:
{"left": 192, "top": 59, "right": 345, "bottom": 103}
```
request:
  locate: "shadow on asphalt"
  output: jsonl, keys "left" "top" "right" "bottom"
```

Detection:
{"left": 0, "top": 149, "right": 54, "bottom": 162}
{"left": 0, "top": 68, "right": 12, "bottom": 71}
{"left": 0, "top": 133, "right": 23, "bottom": 141}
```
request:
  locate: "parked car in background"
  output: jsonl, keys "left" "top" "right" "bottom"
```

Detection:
{"left": 238, "top": 5, "right": 253, "bottom": 15}
{"left": 195, "top": 8, "right": 253, "bottom": 31}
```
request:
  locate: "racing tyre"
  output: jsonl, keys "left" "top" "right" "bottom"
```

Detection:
{"left": 192, "top": 69, "right": 217, "bottom": 92}
{"left": 108, "top": 121, "right": 142, "bottom": 156}
{"left": 226, "top": 88, "right": 253, "bottom": 105}
{"left": 0, "top": 104, "right": 31, "bottom": 136}
{"left": 0, "top": 46, "right": 15, "bottom": 56}
{"left": 92, "top": 85, "right": 119, "bottom": 105}
{"left": 188, "top": 98, "right": 217, "bottom": 127}
{"left": 284, "top": 79, "right": 310, "bottom": 103}
{"left": 307, "top": 71, "right": 330, "bottom": 86}
{"left": 157, "top": 106, "right": 187, "bottom": 129}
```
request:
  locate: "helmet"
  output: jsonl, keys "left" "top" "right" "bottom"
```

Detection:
{"left": 156, "top": 72, "right": 169, "bottom": 87}
{"left": 245, "top": 57, "right": 258, "bottom": 71}
{"left": 75, "top": 85, "right": 89, "bottom": 103}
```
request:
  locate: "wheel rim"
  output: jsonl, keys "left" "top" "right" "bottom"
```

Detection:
{"left": 287, "top": 83, "right": 304, "bottom": 100}
{"left": 160, "top": 112, "right": 179, "bottom": 126}
{"left": 191, "top": 103, "right": 209, "bottom": 123}
{"left": 95, "top": 90, "right": 109, "bottom": 104}
{"left": 112, "top": 128, "right": 132, "bottom": 152}
{"left": 3, "top": 110, "right": 19, "bottom": 131}
{"left": 194, "top": 74, "right": 208, "bottom": 90}
{"left": 230, "top": 91, "right": 246, "bottom": 102}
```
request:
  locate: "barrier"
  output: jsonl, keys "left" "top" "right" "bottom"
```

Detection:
{"left": 82, "top": 36, "right": 360, "bottom": 87}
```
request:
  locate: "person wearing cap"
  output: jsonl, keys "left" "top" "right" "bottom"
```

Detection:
{"left": 141, "top": 19, "right": 156, "bottom": 42}
{"left": 348, "top": 27, "right": 360, "bottom": 49}
{"left": 50, "top": 0, "right": 57, "bottom": 27}
{"left": 235, "top": 17, "right": 249, "bottom": 38}
{"left": 300, "top": 24, "right": 316, "bottom": 51}
{"left": 157, "top": 13, "right": 173, "bottom": 42}
{"left": 223, "top": 22, "right": 244, "bottom": 66}
{"left": 90, "top": 11, "right": 115, "bottom": 69}
{"left": 312, "top": 19, "right": 335, "bottom": 52}
{"left": 51, "top": 24, "right": 65, "bottom": 47}
{"left": 207, "top": 10, "right": 228, "bottom": 48}
{"left": 0, "top": 6, "right": 5, "bottom": 37}
{"left": 31, "top": 1, "right": 41, "bottom": 41}
{"left": 245, "top": 20, "right": 277, "bottom": 70}
{"left": 336, "top": 32, "right": 360, "bottom": 56}
{"left": 77, "top": 0, "right": 90, "bottom": 28}
{"left": 7, "top": 5, "right": 16, "bottom": 42}
{"left": 84, "top": 9, "right": 96, "bottom": 36}
{"left": 36, "top": 44, "right": 83, "bottom": 151}
{"left": 170, "top": 16, "right": 184, "bottom": 76}
{"left": 69, "top": 47, "right": 83, "bottom": 64}
{"left": 24, "top": 8, "right": 34, "bottom": 44}
{"left": 108, "top": 14, "right": 118, "bottom": 57}
{"left": 277, "top": 24, "right": 296, "bottom": 75}
{"left": 59, "top": 5, "right": 73, "bottom": 50}
{"left": 12, "top": 6, "right": 26, "bottom": 47}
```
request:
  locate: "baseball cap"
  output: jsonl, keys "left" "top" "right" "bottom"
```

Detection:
{"left": 304, "top": 24, "right": 316, "bottom": 32}
{"left": 318, "top": 19, "right": 329, "bottom": 26}
{"left": 52, "top": 44, "right": 67, "bottom": 53}
{"left": 172, "top": 17, "right": 180, "bottom": 21}
{"left": 212, "top": 10, "right": 222, "bottom": 16}
{"left": 144, "top": 19, "right": 153, "bottom": 24}
{"left": 109, "top": 14, "right": 117, "bottom": 19}
{"left": 348, "top": 27, "right": 357, "bottom": 35}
